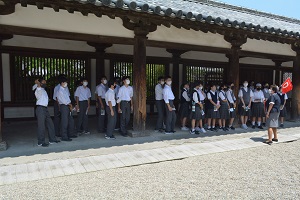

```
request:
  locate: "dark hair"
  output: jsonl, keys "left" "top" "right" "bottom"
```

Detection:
{"left": 80, "top": 77, "right": 88, "bottom": 82}
{"left": 101, "top": 76, "right": 107, "bottom": 80}
{"left": 122, "top": 76, "right": 130, "bottom": 81}
{"left": 193, "top": 80, "right": 201, "bottom": 88}
{"left": 38, "top": 77, "right": 45, "bottom": 83}
{"left": 59, "top": 76, "right": 67, "bottom": 84}
{"left": 271, "top": 86, "right": 278, "bottom": 93}
{"left": 165, "top": 76, "right": 172, "bottom": 80}
{"left": 75, "top": 80, "right": 82, "bottom": 87}
{"left": 57, "top": 74, "right": 66, "bottom": 83}
{"left": 220, "top": 83, "right": 227, "bottom": 90}
{"left": 108, "top": 79, "right": 116, "bottom": 88}
{"left": 158, "top": 76, "right": 164, "bottom": 81}
{"left": 181, "top": 82, "right": 189, "bottom": 89}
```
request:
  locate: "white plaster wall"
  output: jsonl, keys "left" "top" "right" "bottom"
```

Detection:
{"left": 148, "top": 25, "right": 231, "bottom": 49}
{"left": 2, "top": 35, "right": 95, "bottom": 52}
{"left": 0, "top": 4, "right": 134, "bottom": 38}
{"left": 2, "top": 54, "right": 11, "bottom": 102}
{"left": 282, "top": 61, "right": 293, "bottom": 68}
{"left": 242, "top": 39, "right": 296, "bottom": 56}
{"left": 240, "top": 57, "right": 274, "bottom": 66}
{"left": 181, "top": 51, "right": 228, "bottom": 62}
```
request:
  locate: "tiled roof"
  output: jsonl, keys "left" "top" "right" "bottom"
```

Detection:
{"left": 70, "top": 0, "right": 300, "bottom": 38}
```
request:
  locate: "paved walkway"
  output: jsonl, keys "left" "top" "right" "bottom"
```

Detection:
{"left": 1, "top": 130, "right": 299, "bottom": 186}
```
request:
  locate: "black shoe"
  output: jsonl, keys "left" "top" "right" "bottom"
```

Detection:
{"left": 262, "top": 123, "right": 266, "bottom": 127}
{"left": 252, "top": 125, "right": 255, "bottom": 129}
{"left": 105, "top": 135, "right": 116, "bottom": 139}
{"left": 272, "top": 138, "right": 278, "bottom": 142}
{"left": 62, "top": 138, "right": 72, "bottom": 141}
{"left": 121, "top": 133, "right": 128, "bottom": 137}
{"left": 263, "top": 140, "right": 273, "bottom": 145}
{"left": 49, "top": 140, "right": 60, "bottom": 144}
{"left": 225, "top": 127, "right": 229, "bottom": 131}
{"left": 37, "top": 143, "right": 49, "bottom": 147}
{"left": 279, "top": 124, "right": 284, "bottom": 128}
{"left": 230, "top": 126, "right": 235, "bottom": 130}
{"left": 214, "top": 127, "right": 218, "bottom": 132}
{"left": 171, "top": 131, "right": 176, "bottom": 133}
{"left": 222, "top": 127, "right": 227, "bottom": 132}
{"left": 69, "top": 135, "right": 78, "bottom": 138}
{"left": 257, "top": 126, "right": 263, "bottom": 129}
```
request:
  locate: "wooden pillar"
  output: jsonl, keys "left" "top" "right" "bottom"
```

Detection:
{"left": 87, "top": 43, "right": 112, "bottom": 82}
{"left": 291, "top": 43, "right": 300, "bottom": 120}
{"left": 224, "top": 34, "right": 247, "bottom": 98}
{"left": 272, "top": 60, "right": 283, "bottom": 85}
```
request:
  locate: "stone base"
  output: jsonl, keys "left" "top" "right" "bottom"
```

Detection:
{"left": 128, "top": 130, "right": 151, "bottom": 138}
{"left": 0, "top": 141, "right": 7, "bottom": 151}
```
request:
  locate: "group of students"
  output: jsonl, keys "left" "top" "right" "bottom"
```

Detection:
{"left": 33, "top": 74, "right": 134, "bottom": 147}
{"left": 155, "top": 77, "right": 288, "bottom": 136}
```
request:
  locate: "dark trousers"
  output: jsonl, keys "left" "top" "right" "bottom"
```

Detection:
{"left": 77, "top": 100, "right": 89, "bottom": 132}
{"left": 60, "top": 104, "right": 75, "bottom": 140}
{"left": 36, "top": 106, "right": 57, "bottom": 144}
{"left": 155, "top": 100, "right": 165, "bottom": 130}
{"left": 53, "top": 101, "right": 61, "bottom": 136}
{"left": 165, "top": 100, "right": 176, "bottom": 132}
{"left": 97, "top": 98, "right": 107, "bottom": 133}
{"left": 120, "top": 101, "right": 131, "bottom": 134}
{"left": 106, "top": 106, "right": 117, "bottom": 137}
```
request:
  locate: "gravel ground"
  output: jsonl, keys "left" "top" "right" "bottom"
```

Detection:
{"left": 1, "top": 140, "right": 300, "bottom": 200}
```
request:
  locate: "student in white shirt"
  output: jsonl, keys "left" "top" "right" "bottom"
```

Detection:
{"left": 238, "top": 81, "right": 254, "bottom": 130}
{"left": 117, "top": 76, "right": 133, "bottom": 137}
{"left": 206, "top": 84, "right": 220, "bottom": 132}
{"left": 195, "top": 82, "right": 206, "bottom": 132}
{"left": 57, "top": 77, "right": 76, "bottom": 141}
{"left": 226, "top": 82, "right": 237, "bottom": 130}
{"left": 179, "top": 82, "right": 190, "bottom": 131}
{"left": 155, "top": 76, "right": 165, "bottom": 132}
{"left": 218, "top": 84, "right": 230, "bottom": 131}
{"left": 33, "top": 78, "right": 60, "bottom": 147}
{"left": 277, "top": 87, "right": 288, "bottom": 128}
{"left": 163, "top": 76, "right": 176, "bottom": 134}
{"left": 262, "top": 83, "right": 270, "bottom": 126}
{"left": 105, "top": 79, "right": 118, "bottom": 139}
{"left": 96, "top": 76, "right": 108, "bottom": 133}
{"left": 251, "top": 83, "right": 265, "bottom": 129}
{"left": 75, "top": 77, "right": 91, "bottom": 135}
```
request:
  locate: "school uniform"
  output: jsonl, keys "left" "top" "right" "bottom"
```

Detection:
{"left": 114, "top": 84, "right": 121, "bottom": 129}
{"left": 117, "top": 85, "right": 133, "bottom": 135}
{"left": 35, "top": 87, "right": 57, "bottom": 145}
{"left": 251, "top": 90, "right": 265, "bottom": 118}
{"left": 105, "top": 88, "right": 117, "bottom": 137}
{"left": 155, "top": 83, "right": 165, "bottom": 130}
{"left": 53, "top": 84, "right": 70, "bottom": 137}
{"left": 57, "top": 86, "right": 75, "bottom": 140}
{"left": 75, "top": 86, "right": 91, "bottom": 133}
{"left": 263, "top": 88, "right": 270, "bottom": 112}
{"left": 238, "top": 87, "right": 254, "bottom": 116}
{"left": 97, "top": 83, "right": 108, "bottom": 133}
{"left": 163, "top": 84, "right": 177, "bottom": 133}
{"left": 206, "top": 90, "right": 220, "bottom": 119}
{"left": 218, "top": 90, "right": 230, "bottom": 120}
{"left": 226, "top": 89, "right": 236, "bottom": 118}
{"left": 191, "top": 88, "right": 204, "bottom": 120}
{"left": 277, "top": 92, "right": 288, "bottom": 117}
{"left": 266, "top": 94, "right": 281, "bottom": 128}
{"left": 179, "top": 88, "right": 191, "bottom": 119}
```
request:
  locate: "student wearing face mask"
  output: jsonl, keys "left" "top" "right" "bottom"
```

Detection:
{"left": 251, "top": 83, "right": 265, "bottom": 129}
{"left": 105, "top": 79, "right": 118, "bottom": 139}
{"left": 277, "top": 86, "right": 288, "bottom": 128}
{"left": 155, "top": 76, "right": 165, "bottom": 132}
{"left": 75, "top": 78, "right": 91, "bottom": 135}
{"left": 264, "top": 86, "right": 281, "bottom": 145}
{"left": 190, "top": 81, "right": 206, "bottom": 134}
{"left": 195, "top": 81, "right": 206, "bottom": 132}
{"left": 238, "top": 81, "right": 254, "bottom": 130}
{"left": 262, "top": 83, "right": 270, "bottom": 126}
{"left": 206, "top": 84, "right": 220, "bottom": 132}
{"left": 179, "top": 82, "right": 191, "bottom": 131}
{"left": 163, "top": 76, "right": 176, "bottom": 134}
{"left": 218, "top": 84, "right": 230, "bottom": 131}
{"left": 113, "top": 77, "right": 121, "bottom": 131}
{"left": 117, "top": 76, "right": 133, "bottom": 137}
{"left": 57, "top": 77, "right": 76, "bottom": 141}
{"left": 33, "top": 78, "right": 60, "bottom": 147}
{"left": 226, "top": 82, "right": 236, "bottom": 130}
{"left": 96, "top": 76, "right": 108, "bottom": 133}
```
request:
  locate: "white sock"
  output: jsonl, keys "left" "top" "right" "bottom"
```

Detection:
{"left": 208, "top": 126, "right": 211, "bottom": 129}
{"left": 258, "top": 122, "right": 261, "bottom": 126}
{"left": 229, "top": 124, "right": 232, "bottom": 127}
{"left": 252, "top": 122, "right": 255, "bottom": 125}
{"left": 212, "top": 126, "right": 215, "bottom": 128}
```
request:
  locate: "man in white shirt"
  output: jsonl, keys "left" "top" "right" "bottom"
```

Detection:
{"left": 155, "top": 76, "right": 165, "bottom": 132}
{"left": 75, "top": 77, "right": 91, "bottom": 135}
{"left": 105, "top": 79, "right": 118, "bottom": 139}
{"left": 96, "top": 76, "right": 108, "bottom": 133}
{"left": 117, "top": 76, "right": 133, "bottom": 137}
{"left": 34, "top": 78, "right": 60, "bottom": 147}
{"left": 163, "top": 76, "right": 176, "bottom": 134}
{"left": 57, "top": 77, "right": 76, "bottom": 141}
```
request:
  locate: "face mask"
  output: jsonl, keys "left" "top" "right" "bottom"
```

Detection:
{"left": 223, "top": 88, "right": 228, "bottom": 91}
{"left": 113, "top": 85, "right": 116, "bottom": 89}
{"left": 231, "top": 86, "right": 234, "bottom": 90}
{"left": 199, "top": 86, "right": 203, "bottom": 90}
{"left": 160, "top": 81, "right": 165, "bottom": 85}
{"left": 243, "top": 83, "right": 248, "bottom": 87}
{"left": 167, "top": 81, "right": 172, "bottom": 85}
{"left": 268, "top": 89, "right": 272, "bottom": 94}
{"left": 103, "top": 80, "right": 107, "bottom": 84}
{"left": 83, "top": 82, "right": 88, "bottom": 86}
{"left": 126, "top": 80, "right": 130, "bottom": 85}
{"left": 256, "top": 87, "right": 261, "bottom": 90}
{"left": 41, "top": 84, "right": 47, "bottom": 89}
{"left": 216, "top": 86, "right": 220, "bottom": 90}
{"left": 63, "top": 83, "right": 68, "bottom": 88}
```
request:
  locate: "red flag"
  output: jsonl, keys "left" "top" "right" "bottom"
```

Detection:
{"left": 281, "top": 78, "right": 293, "bottom": 94}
